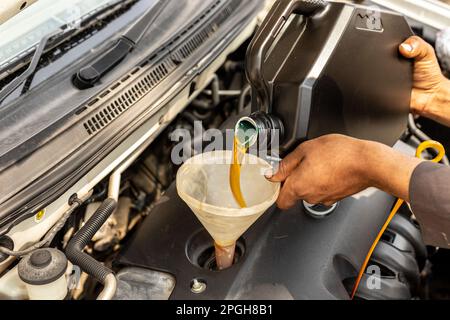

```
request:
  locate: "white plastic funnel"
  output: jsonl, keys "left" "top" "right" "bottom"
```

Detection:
{"left": 176, "top": 150, "right": 280, "bottom": 268}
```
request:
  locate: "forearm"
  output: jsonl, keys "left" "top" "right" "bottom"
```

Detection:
{"left": 409, "top": 161, "right": 450, "bottom": 248}
{"left": 419, "top": 78, "right": 450, "bottom": 127}
{"left": 361, "top": 141, "right": 422, "bottom": 202}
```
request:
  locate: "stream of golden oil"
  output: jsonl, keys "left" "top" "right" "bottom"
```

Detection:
{"left": 230, "top": 136, "right": 248, "bottom": 208}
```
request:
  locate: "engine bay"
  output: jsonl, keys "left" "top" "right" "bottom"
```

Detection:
{"left": 0, "top": 0, "right": 450, "bottom": 302}
{"left": 3, "top": 44, "right": 447, "bottom": 300}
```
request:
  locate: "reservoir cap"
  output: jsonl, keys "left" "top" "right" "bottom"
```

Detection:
{"left": 18, "top": 248, "right": 68, "bottom": 285}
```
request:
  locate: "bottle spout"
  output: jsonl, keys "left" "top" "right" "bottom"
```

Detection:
{"left": 235, "top": 112, "right": 285, "bottom": 150}
{"left": 235, "top": 116, "right": 259, "bottom": 148}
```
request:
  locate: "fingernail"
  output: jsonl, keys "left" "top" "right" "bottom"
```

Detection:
{"left": 401, "top": 43, "right": 413, "bottom": 52}
{"left": 264, "top": 168, "right": 273, "bottom": 179}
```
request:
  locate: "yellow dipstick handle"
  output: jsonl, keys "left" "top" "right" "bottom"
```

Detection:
{"left": 351, "top": 140, "right": 446, "bottom": 299}
{"left": 415, "top": 140, "right": 446, "bottom": 163}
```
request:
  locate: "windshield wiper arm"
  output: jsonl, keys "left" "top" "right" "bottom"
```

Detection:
{"left": 0, "top": 30, "right": 61, "bottom": 105}
{"left": 73, "top": 0, "right": 168, "bottom": 90}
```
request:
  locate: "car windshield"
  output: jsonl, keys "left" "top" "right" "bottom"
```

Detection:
{"left": 0, "top": 0, "right": 123, "bottom": 69}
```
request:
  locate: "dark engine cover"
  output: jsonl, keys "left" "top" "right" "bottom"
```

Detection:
{"left": 247, "top": 1, "right": 413, "bottom": 151}
{"left": 117, "top": 183, "right": 396, "bottom": 299}
{"left": 115, "top": 113, "right": 423, "bottom": 300}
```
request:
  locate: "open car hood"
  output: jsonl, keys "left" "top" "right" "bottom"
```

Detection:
{"left": 0, "top": 0, "right": 264, "bottom": 233}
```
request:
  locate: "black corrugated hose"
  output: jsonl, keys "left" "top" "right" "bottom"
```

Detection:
{"left": 66, "top": 198, "right": 117, "bottom": 284}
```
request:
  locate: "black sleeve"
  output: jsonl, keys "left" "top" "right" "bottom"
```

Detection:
{"left": 409, "top": 161, "right": 450, "bottom": 248}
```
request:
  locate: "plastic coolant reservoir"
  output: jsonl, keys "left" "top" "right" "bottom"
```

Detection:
{"left": 18, "top": 248, "right": 68, "bottom": 300}
{"left": 176, "top": 150, "right": 280, "bottom": 269}
{"left": 25, "top": 274, "right": 68, "bottom": 300}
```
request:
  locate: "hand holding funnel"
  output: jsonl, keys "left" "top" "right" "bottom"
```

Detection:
{"left": 176, "top": 150, "right": 280, "bottom": 270}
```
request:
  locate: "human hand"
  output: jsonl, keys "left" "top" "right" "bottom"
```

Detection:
{"left": 399, "top": 36, "right": 450, "bottom": 126}
{"left": 266, "top": 134, "right": 422, "bottom": 210}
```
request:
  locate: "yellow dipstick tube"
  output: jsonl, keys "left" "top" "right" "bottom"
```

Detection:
{"left": 351, "top": 140, "right": 446, "bottom": 299}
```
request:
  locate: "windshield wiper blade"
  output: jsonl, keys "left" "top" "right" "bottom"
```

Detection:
{"left": 0, "top": 30, "right": 62, "bottom": 105}
{"left": 0, "top": 0, "right": 136, "bottom": 80}
{"left": 73, "top": 0, "right": 169, "bottom": 90}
